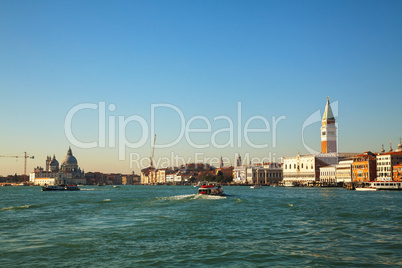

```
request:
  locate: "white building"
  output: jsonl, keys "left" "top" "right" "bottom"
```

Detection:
{"left": 245, "top": 163, "right": 282, "bottom": 185}
{"left": 233, "top": 155, "right": 246, "bottom": 183}
{"left": 336, "top": 160, "right": 353, "bottom": 184}
{"left": 376, "top": 150, "right": 402, "bottom": 181}
{"left": 320, "top": 165, "right": 336, "bottom": 185}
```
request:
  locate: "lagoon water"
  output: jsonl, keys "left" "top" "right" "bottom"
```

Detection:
{"left": 1, "top": 186, "right": 401, "bottom": 267}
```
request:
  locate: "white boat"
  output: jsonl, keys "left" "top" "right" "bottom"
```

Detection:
{"left": 197, "top": 183, "right": 223, "bottom": 196}
{"left": 369, "top": 181, "right": 402, "bottom": 190}
{"left": 250, "top": 185, "right": 262, "bottom": 189}
{"left": 355, "top": 187, "right": 377, "bottom": 191}
{"left": 283, "top": 181, "right": 296, "bottom": 187}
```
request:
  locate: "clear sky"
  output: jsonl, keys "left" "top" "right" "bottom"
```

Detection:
{"left": 1, "top": 0, "right": 401, "bottom": 176}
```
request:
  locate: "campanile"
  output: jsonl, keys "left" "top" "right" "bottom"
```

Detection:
{"left": 321, "top": 97, "right": 337, "bottom": 153}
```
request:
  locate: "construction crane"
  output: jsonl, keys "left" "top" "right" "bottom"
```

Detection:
{"left": 150, "top": 134, "right": 156, "bottom": 185}
{"left": 0, "top": 152, "right": 34, "bottom": 183}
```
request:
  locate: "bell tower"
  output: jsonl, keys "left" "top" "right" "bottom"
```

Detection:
{"left": 321, "top": 97, "right": 337, "bottom": 153}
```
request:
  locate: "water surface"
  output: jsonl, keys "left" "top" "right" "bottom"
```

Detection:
{"left": 1, "top": 186, "right": 401, "bottom": 267}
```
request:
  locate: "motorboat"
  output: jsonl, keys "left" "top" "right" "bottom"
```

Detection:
{"left": 250, "top": 185, "right": 262, "bottom": 189}
{"left": 197, "top": 183, "right": 223, "bottom": 196}
{"left": 41, "top": 185, "right": 80, "bottom": 191}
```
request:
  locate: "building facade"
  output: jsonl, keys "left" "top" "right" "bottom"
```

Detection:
{"left": 245, "top": 163, "right": 282, "bottom": 185}
{"left": 376, "top": 151, "right": 402, "bottom": 181}
{"left": 320, "top": 165, "right": 336, "bottom": 185}
{"left": 352, "top": 151, "right": 377, "bottom": 183}
{"left": 336, "top": 160, "right": 353, "bottom": 184}
{"left": 393, "top": 163, "right": 402, "bottom": 181}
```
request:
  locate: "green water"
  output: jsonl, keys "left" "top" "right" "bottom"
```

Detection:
{"left": 1, "top": 186, "right": 401, "bottom": 267}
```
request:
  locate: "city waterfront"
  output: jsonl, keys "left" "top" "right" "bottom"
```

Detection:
{"left": 1, "top": 186, "right": 401, "bottom": 267}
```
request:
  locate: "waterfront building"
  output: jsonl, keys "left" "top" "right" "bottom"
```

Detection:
{"left": 352, "top": 151, "right": 377, "bottom": 183}
{"left": 30, "top": 147, "right": 85, "bottom": 186}
{"left": 156, "top": 168, "right": 177, "bottom": 184}
{"left": 376, "top": 151, "right": 402, "bottom": 181}
{"left": 165, "top": 173, "right": 182, "bottom": 183}
{"left": 233, "top": 167, "right": 247, "bottom": 184}
{"left": 140, "top": 167, "right": 155, "bottom": 184}
{"left": 245, "top": 163, "right": 282, "bottom": 185}
{"left": 122, "top": 173, "right": 140, "bottom": 185}
{"left": 336, "top": 160, "right": 353, "bottom": 184}
{"left": 283, "top": 154, "right": 333, "bottom": 185}
{"left": 321, "top": 97, "right": 337, "bottom": 154}
{"left": 393, "top": 163, "right": 402, "bottom": 181}
{"left": 233, "top": 154, "right": 247, "bottom": 183}
{"left": 320, "top": 165, "right": 336, "bottom": 185}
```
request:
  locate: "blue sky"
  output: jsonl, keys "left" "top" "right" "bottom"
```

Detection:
{"left": 1, "top": 0, "right": 401, "bottom": 175}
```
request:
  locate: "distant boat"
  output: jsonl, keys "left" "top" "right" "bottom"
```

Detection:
{"left": 250, "top": 185, "right": 262, "bottom": 189}
{"left": 284, "top": 181, "right": 296, "bottom": 187}
{"left": 41, "top": 185, "right": 80, "bottom": 191}
{"left": 113, "top": 185, "right": 120, "bottom": 188}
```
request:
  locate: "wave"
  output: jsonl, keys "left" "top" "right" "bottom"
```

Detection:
{"left": 1, "top": 205, "right": 32, "bottom": 211}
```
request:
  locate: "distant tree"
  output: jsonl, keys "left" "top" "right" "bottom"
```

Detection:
{"left": 201, "top": 174, "right": 215, "bottom": 182}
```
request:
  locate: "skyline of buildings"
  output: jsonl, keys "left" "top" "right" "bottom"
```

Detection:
{"left": 12, "top": 97, "right": 400, "bottom": 186}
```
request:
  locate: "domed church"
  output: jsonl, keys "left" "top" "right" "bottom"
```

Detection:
{"left": 30, "top": 147, "right": 86, "bottom": 186}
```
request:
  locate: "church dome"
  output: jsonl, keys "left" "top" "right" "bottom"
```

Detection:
{"left": 50, "top": 155, "right": 59, "bottom": 166}
{"left": 62, "top": 147, "right": 78, "bottom": 166}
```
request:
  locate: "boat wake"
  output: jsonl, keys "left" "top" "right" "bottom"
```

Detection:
{"left": 194, "top": 194, "right": 227, "bottom": 200}
{"left": 159, "top": 194, "right": 227, "bottom": 201}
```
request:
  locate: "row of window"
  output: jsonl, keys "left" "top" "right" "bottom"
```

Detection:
{"left": 284, "top": 164, "right": 314, "bottom": 170}
{"left": 377, "top": 167, "right": 391, "bottom": 171}
{"left": 377, "top": 161, "right": 391, "bottom": 166}
{"left": 253, "top": 173, "right": 281, "bottom": 178}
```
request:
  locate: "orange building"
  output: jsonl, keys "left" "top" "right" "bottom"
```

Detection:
{"left": 352, "top": 151, "right": 377, "bottom": 183}
{"left": 393, "top": 163, "right": 402, "bottom": 181}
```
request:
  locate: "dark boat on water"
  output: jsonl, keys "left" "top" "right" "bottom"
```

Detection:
{"left": 41, "top": 185, "right": 80, "bottom": 191}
